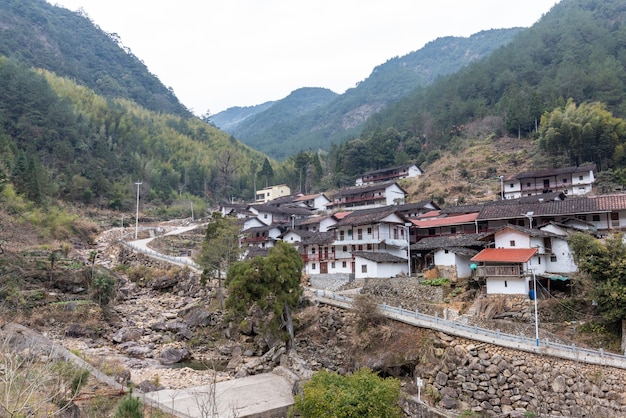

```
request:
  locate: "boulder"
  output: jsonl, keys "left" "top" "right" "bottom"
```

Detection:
{"left": 158, "top": 346, "right": 191, "bottom": 365}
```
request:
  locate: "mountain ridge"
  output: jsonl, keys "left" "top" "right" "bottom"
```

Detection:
{"left": 214, "top": 28, "right": 524, "bottom": 159}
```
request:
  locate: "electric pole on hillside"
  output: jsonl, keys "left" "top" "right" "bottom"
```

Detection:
{"left": 135, "top": 181, "right": 142, "bottom": 239}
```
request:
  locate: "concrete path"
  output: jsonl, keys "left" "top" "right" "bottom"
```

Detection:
{"left": 142, "top": 372, "right": 294, "bottom": 418}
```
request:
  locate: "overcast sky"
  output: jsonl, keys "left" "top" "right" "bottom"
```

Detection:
{"left": 48, "top": 0, "right": 558, "bottom": 115}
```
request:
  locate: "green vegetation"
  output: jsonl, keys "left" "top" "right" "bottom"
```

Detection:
{"left": 114, "top": 390, "right": 143, "bottom": 418}
{"left": 226, "top": 242, "right": 303, "bottom": 348}
{"left": 568, "top": 232, "right": 626, "bottom": 350}
{"left": 290, "top": 368, "right": 402, "bottom": 418}
{"left": 195, "top": 212, "right": 242, "bottom": 308}
{"left": 422, "top": 278, "right": 450, "bottom": 286}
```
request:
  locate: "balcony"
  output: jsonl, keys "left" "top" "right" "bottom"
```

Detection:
{"left": 301, "top": 253, "right": 336, "bottom": 262}
{"left": 475, "top": 265, "right": 521, "bottom": 277}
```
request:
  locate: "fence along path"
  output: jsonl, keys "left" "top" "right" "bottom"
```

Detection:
{"left": 313, "top": 289, "right": 626, "bottom": 370}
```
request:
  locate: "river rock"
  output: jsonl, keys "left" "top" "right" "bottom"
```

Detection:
{"left": 158, "top": 345, "right": 191, "bottom": 364}
{"left": 112, "top": 327, "right": 142, "bottom": 343}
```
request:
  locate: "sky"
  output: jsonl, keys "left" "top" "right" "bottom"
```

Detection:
{"left": 48, "top": 0, "right": 558, "bottom": 115}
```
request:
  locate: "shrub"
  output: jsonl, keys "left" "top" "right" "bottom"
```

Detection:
{"left": 290, "top": 368, "right": 402, "bottom": 418}
{"left": 114, "top": 390, "right": 143, "bottom": 418}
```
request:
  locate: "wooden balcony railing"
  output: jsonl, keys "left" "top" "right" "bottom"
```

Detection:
{"left": 475, "top": 265, "right": 521, "bottom": 277}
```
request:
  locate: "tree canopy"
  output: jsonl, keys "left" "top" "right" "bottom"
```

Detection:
{"left": 539, "top": 99, "right": 626, "bottom": 170}
{"left": 225, "top": 241, "right": 303, "bottom": 347}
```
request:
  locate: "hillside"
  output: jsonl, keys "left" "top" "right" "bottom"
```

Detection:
{"left": 215, "top": 28, "right": 523, "bottom": 159}
{"left": 0, "top": 0, "right": 189, "bottom": 116}
{"left": 324, "top": 0, "right": 626, "bottom": 189}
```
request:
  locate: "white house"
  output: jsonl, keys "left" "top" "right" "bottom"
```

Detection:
{"left": 502, "top": 164, "right": 595, "bottom": 199}
{"left": 355, "top": 163, "right": 423, "bottom": 186}
{"left": 353, "top": 252, "right": 409, "bottom": 279}
{"left": 411, "top": 234, "right": 484, "bottom": 281}
{"left": 471, "top": 248, "right": 538, "bottom": 295}
{"left": 326, "top": 182, "right": 407, "bottom": 211}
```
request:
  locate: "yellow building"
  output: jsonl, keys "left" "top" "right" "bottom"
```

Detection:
{"left": 255, "top": 184, "right": 291, "bottom": 203}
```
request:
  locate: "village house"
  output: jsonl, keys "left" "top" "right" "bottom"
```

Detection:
{"left": 326, "top": 181, "right": 407, "bottom": 211}
{"left": 255, "top": 184, "right": 291, "bottom": 203}
{"left": 296, "top": 207, "right": 411, "bottom": 278}
{"left": 411, "top": 234, "right": 485, "bottom": 282}
{"left": 502, "top": 164, "right": 595, "bottom": 199}
{"left": 355, "top": 162, "right": 423, "bottom": 186}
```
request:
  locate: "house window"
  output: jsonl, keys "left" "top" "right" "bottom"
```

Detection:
{"left": 367, "top": 227, "right": 372, "bottom": 234}
{"left": 339, "top": 231, "right": 345, "bottom": 241}
{"left": 592, "top": 214, "right": 600, "bottom": 222}
{"left": 550, "top": 255, "right": 557, "bottom": 262}
{"left": 342, "top": 261, "right": 347, "bottom": 268}
{"left": 312, "top": 263, "right": 316, "bottom": 270}
{"left": 444, "top": 249, "right": 449, "bottom": 254}
{"left": 579, "top": 175, "right": 584, "bottom": 181}
{"left": 450, "top": 227, "right": 457, "bottom": 234}
{"left": 504, "top": 281, "right": 508, "bottom": 288}
{"left": 428, "top": 228, "right": 435, "bottom": 235}
{"left": 537, "top": 257, "right": 541, "bottom": 264}
{"left": 526, "top": 182, "right": 531, "bottom": 187}
{"left": 562, "top": 178, "right": 568, "bottom": 183}
{"left": 510, "top": 240, "right": 516, "bottom": 247}
{"left": 331, "top": 262, "right": 336, "bottom": 268}
{"left": 312, "top": 247, "right": 316, "bottom": 254}
{"left": 367, "top": 244, "right": 372, "bottom": 250}
{"left": 358, "top": 245, "right": 363, "bottom": 251}
{"left": 509, "top": 183, "right": 514, "bottom": 188}
{"left": 264, "top": 214, "right": 268, "bottom": 219}
{"left": 361, "top": 265, "right": 367, "bottom": 273}
{"left": 357, "top": 229, "right": 363, "bottom": 240}
{"left": 343, "top": 246, "right": 348, "bottom": 252}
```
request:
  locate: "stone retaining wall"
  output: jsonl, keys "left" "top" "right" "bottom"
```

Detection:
{"left": 363, "top": 277, "right": 446, "bottom": 316}
{"left": 420, "top": 332, "right": 626, "bottom": 416}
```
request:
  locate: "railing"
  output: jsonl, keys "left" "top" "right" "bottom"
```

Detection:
{"left": 312, "top": 289, "right": 626, "bottom": 369}
{"left": 301, "top": 253, "right": 336, "bottom": 262}
{"left": 120, "top": 240, "right": 201, "bottom": 270}
{"left": 475, "top": 265, "right": 521, "bottom": 277}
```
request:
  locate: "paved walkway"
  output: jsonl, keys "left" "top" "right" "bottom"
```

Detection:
{"left": 142, "top": 372, "right": 294, "bottom": 418}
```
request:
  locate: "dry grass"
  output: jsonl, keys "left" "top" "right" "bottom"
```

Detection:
{"left": 404, "top": 134, "right": 538, "bottom": 206}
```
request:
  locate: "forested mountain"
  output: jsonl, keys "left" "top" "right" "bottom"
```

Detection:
{"left": 326, "top": 0, "right": 626, "bottom": 186}
{"left": 0, "top": 0, "right": 189, "bottom": 117}
{"left": 0, "top": 0, "right": 294, "bottom": 212}
{"left": 214, "top": 28, "right": 523, "bottom": 160}
{"left": 215, "top": 87, "right": 338, "bottom": 158}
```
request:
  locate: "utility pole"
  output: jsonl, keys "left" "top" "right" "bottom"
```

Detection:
{"left": 134, "top": 182, "right": 142, "bottom": 239}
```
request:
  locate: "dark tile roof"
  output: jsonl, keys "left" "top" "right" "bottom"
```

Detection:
{"left": 441, "top": 204, "right": 486, "bottom": 215}
{"left": 331, "top": 181, "right": 403, "bottom": 197}
{"left": 352, "top": 251, "right": 407, "bottom": 263}
{"left": 243, "top": 224, "right": 285, "bottom": 234}
{"left": 332, "top": 206, "right": 407, "bottom": 228}
{"left": 251, "top": 204, "right": 313, "bottom": 216}
{"left": 299, "top": 231, "right": 335, "bottom": 245}
{"left": 476, "top": 195, "right": 626, "bottom": 220}
{"left": 488, "top": 192, "right": 567, "bottom": 205}
{"left": 244, "top": 247, "right": 270, "bottom": 259}
{"left": 359, "top": 162, "right": 421, "bottom": 177}
{"left": 412, "top": 234, "right": 485, "bottom": 250}
{"left": 513, "top": 164, "right": 596, "bottom": 180}
{"left": 394, "top": 200, "right": 441, "bottom": 212}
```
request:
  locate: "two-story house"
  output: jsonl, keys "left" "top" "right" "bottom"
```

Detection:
{"left": 326, "top": 181, "right": 407, "bottom": 211}
{"left": 301, "top": 207, "right": 412, "bottom": 279}
{"left": 355, "top": 163, "right": 423, "bottom": 186}
{"left": 502, "top": 164, "right": 595, "bottom": 199}
{"left": 471, "top": 224, "right": 576, "bottom": 295}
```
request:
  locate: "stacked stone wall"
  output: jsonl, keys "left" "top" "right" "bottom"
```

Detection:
{"left": 420, "top": 333, "right": 626, "bottom": 416}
